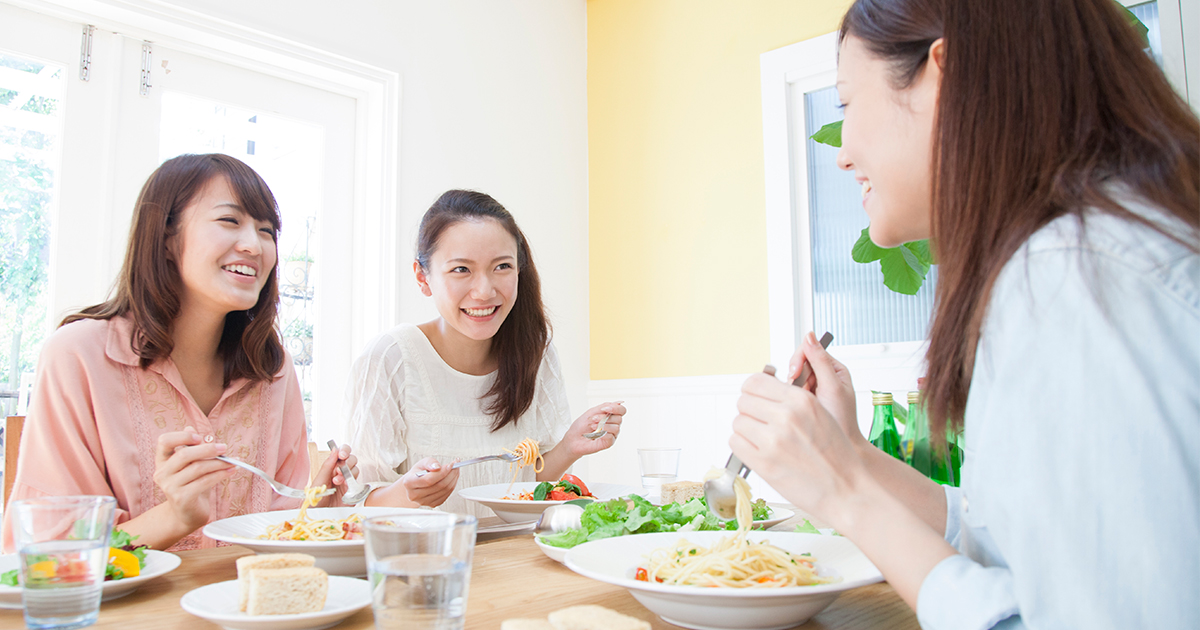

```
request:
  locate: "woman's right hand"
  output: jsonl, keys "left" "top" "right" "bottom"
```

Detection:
{"left": 787, "top": 332, "right": 862, "bottom": 443}
{"left": 153, "top": 426, "right": 233, "bottom": 533}
{"left": 399, "top": 457, "right": 459, "bottom": 507}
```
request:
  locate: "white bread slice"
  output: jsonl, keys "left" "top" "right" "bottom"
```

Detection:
{"left": 236, "top": 553, "right": 315, "bottom": 612}
{"left": 501, "top": 620, "right": 556, "bottom": 630}
{"left": 548, "top": 605, "right": 651, "bottom": 630}
{"left": 245, "top": 566, "right": 328, "bottom": 615}
{"left": 660, "top": 480, "right": 704, "bottom": 506}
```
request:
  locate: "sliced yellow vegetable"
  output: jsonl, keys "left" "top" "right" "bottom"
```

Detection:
{"left": 107, "top": 548, "right": 140, "bottom": 578}
{"left": 28, "top": 560, "right": 56, "bottom": 580}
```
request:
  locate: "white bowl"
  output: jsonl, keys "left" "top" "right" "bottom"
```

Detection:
{"left": 0, "top": 549, "right": 181, "bottom": 609}
{"left": 534, "top": 535, "right": 568, "bottom": 563}
{"left": 457, "top": 482, "right": 640, "bottom": 523}
{"left": 180, "top": 575, "right": 370, "bottom": 630}
{"left": 563, "top": 531, "right": 882, "bottom": 630}
{"left": 203, "top": 507, "right": 428, "bottom": 576}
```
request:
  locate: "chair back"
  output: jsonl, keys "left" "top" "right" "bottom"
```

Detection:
{"left": 3, "top": 415, "right": 24, "bottom": 508}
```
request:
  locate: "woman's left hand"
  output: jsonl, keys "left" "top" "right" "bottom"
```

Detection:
{"left": 311, "top": 445, "right": 358, "bottom": 506}
{"left": 562, "top": 401, "right": 626, "bottom": 458}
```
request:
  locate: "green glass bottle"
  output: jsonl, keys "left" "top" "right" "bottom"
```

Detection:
{"left": 869, "top": 392, "right": 903, "bottom": 460}
{"left": 930, "top": 424, "right": 964, "bottom": 487}
{"left": 905, "top": 391, "right": 933, "bottom": 477}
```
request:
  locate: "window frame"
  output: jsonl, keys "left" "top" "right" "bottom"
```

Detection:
{"left": 760, "top": 32, "right": 926, "bottom": 388}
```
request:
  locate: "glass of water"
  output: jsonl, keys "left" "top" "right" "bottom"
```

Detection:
{"left": 10, "top": 495, "right": 116, "bottom": 630}
{"left": 364, "top": 512, "right": 477, "bottom": 630}
{"left": 638, "top": 447, "right": 681, "bottom": 502}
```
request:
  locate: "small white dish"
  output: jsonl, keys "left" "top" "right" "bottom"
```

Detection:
{"left": 0, "top": 549, "right": 182, "bottom": 609}
{"left": 180, "top": 575, "right": 370, "bottom": 630}
{"left": 534, "top": 535, "right": 568, "bottom": 563}
{"left": 203, "top": 507, "right": 428, "bottom": 576}
{"left": 563, "top": 531, "right": 882, "bottom": 630}
{"left": 458, "top": 482, "right": 640, "bottom": 523}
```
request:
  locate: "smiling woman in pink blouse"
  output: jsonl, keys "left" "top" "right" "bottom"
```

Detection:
{"left": 2, "top": 154, "right": 355, "bottom": 552}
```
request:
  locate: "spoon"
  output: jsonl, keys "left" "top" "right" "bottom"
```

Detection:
{"left": 703, "top": 332, "right": 833, "bottom": 521}
{"left": 325, "top": 439, "right": 385, "bottom": 504}
{"left": 583, "top": 401, "right": 624, "bottom": 440}
{"left": 533, "top": 503, "right": 586, "bottom": 534}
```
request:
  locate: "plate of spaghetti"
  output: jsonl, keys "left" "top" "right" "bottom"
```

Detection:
{"left": 458, "top": 481, "right": 641, "bottom": 523}
{"left": 203, "top": 506, "right": 427, "bottom": 576}
{"left": 561, "top": 476, "right": 881, "bottom": 630}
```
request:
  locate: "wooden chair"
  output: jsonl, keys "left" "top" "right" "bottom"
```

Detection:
{"left": 3, "top": 416, "right": 24, "bottom": 509}
{"left": 308, "top": 441, "right": 331, "bottom": 484}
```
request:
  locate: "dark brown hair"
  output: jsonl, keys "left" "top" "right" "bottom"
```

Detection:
{"left": 416, "top": 190, "right": 550, "bottom": 432}
{"left": 63, "top": 153, "right": 285, "bottom": 385}
{"left": 840, "top": 0, "right": 1200, "bottom": 434}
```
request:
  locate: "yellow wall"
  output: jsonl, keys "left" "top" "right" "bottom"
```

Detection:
{"left": 588, "top": 0, "right": 852, "bottom": 379}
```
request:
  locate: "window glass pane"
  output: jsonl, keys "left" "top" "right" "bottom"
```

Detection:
{"left": 803, "top": 85, "right": 937, "bottom": 346}
{"left": 160, "top": 91, "right": 324, "bottom": 430}
{"left": 0, "top": 52, "right": 63, "bottom": 415}
{"left": 1129, "top": 1, "right": 1163, "bottom": 67}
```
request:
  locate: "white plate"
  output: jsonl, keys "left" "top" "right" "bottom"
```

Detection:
{"left": 457, "top": 482, "right": 641, "bottom": 523}
{"left": 563, "top": 531, "right": 882, "bottom": 630}
{"left": 203, "top": 507, "right": 428, "bottom": 576}
{"left": 180, "top": 575, "right": 370, "bottom": 630}
{"left": 0, "top": 549, "right": 182, "bottom": 609}
{"left": 532, "top": 506, "right": 796, "bottom": 564}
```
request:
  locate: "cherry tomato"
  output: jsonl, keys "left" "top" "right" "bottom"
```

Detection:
{"left": 548, "top": 490, "right": 571, "bottom": 501}
{"left": 635, "top": 567, "right": 649, "bottom": 582}
{"left": 560, "top": 474, "right": 590, "bottom": 497}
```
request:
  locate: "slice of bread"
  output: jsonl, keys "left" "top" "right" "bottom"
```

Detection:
{"left": 548, "top": 605, "right": 651, "bottom": 630}
{"left": 660, "top": 480, "right": 704, "bottom": 506}
{"left": 245, "top": 566, "right": 328, "bottom": 616}
{"left": 501, "top": 620, "right": 556, "bottom": 630}
{"left": 236, "top": 553, "right": 315, "bottom": 612}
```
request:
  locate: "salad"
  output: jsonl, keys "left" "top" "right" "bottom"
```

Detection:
{"left": 538, "top": 493, "right": 772, "bottom": 549}
{"left": 1, "top": 530, "right": 147, "bottom": 586}
{"left": 507, "top": 474, "right": 594, "bottom": 501}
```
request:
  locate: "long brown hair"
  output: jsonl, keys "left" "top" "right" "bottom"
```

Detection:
{"left": 416, "top": 190, "right": 550, "bottom": 432}
{"left": 840, "top": 0, "right": 1200, "bottom": 434}
{"left": 63, "top": 153, "right": 285, "bottom": 385}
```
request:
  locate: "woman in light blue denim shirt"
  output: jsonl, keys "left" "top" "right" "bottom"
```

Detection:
{"left": 730, "top": 1, "right": 1199, "bottom": 628}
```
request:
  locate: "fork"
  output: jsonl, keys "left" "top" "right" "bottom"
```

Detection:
{"left": 413, "top": 452, "right": 521, "bottom": 477}
{"left": 216, "top": 455, "right": 334, "bottom": 500}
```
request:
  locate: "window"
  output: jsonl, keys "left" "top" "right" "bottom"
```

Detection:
{"left": 0, "top": 51, "right": 64, "bottom": 415}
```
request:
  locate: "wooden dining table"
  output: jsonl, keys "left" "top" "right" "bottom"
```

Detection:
{"left": 0, "top": 507, "right": 918, "bottom": 629}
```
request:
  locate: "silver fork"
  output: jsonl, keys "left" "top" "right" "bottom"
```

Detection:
{"left": 413, "top": 452, "right": 521, "bottom": 477}
{"left": 216, "top": 455, "right": 334, "bottom": 500}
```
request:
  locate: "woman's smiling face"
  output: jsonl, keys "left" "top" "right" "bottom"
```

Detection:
{"left": 416, "top": 218, "right": 519, "bottom": 343}
{"left": 835, "top": 34, "right": 942, "bottom": 248}
{"left": 171, "top": 175, "right": 277, "bottom": 318}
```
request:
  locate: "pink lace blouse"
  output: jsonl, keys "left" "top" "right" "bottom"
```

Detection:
{"left": 2, "top": 315, "right": 308, "bottom": 551}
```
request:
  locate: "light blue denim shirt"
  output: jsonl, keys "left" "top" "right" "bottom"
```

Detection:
{"left": 916, "top": 196, "right": 1200, "bottom": 629}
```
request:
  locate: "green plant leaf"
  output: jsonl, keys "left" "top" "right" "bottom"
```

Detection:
{"left": 903, "top": 239, "right": 935, "bottom": 266}
{"left": 851, "top": 227, "right": 888, "bottom": 263}
{"left": 880, "top": 246, "right": 929, "bottom": 295}
{"left": 810, "top": 120, "right": 842, "bottom": 148}
{"left": 1115, "top": 3, "right": 1150, "bottom": 50}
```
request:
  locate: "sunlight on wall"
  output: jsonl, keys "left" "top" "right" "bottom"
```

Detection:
{"left": 587, "top": 0, "right": 853, "bottom": 379}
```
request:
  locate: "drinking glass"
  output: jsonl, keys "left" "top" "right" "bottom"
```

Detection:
{"left": 638, "top": 447, "right": 681, "bottom": 501}
{"left": 364, "top": 512, "right": 477, "bottom": 630}
{"left": 10, "top": 496, "right": 116, "bottom": 630}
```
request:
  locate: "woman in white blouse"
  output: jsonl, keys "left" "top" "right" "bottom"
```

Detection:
{"left": 731, "top": 1, "right": 1197, "bottom": 628}
{"left": 343, "top": 190, "right": 625, "bottom": 515}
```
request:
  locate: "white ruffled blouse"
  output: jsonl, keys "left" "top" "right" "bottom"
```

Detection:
{"left": 341, "top": 323, "right": 571, "bottom": 517}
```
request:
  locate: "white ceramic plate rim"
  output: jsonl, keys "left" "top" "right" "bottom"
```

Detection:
{"left": 0, "top": 549, "right": 181, "bottom": 609}
{"left": 563, "top": 531, "right": 883, "bottom": 599}
{"left": 203, "top": 506, "right": 429, "bottom": 548}
{"left": 179, "top": 575, "right": 370, "bottom": 627}
{"left": 457, "top": 482, "right": 641, "bottom": 508}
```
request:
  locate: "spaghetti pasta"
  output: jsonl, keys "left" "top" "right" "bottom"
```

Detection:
{"left": 502, "top": 438, "right": 544, "bottom": 494}
{"left": 636, "top": 472, "right": 835, "bottom": 588}
{"left": 261, "top": 485, "right": 364, "bottom": 541}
